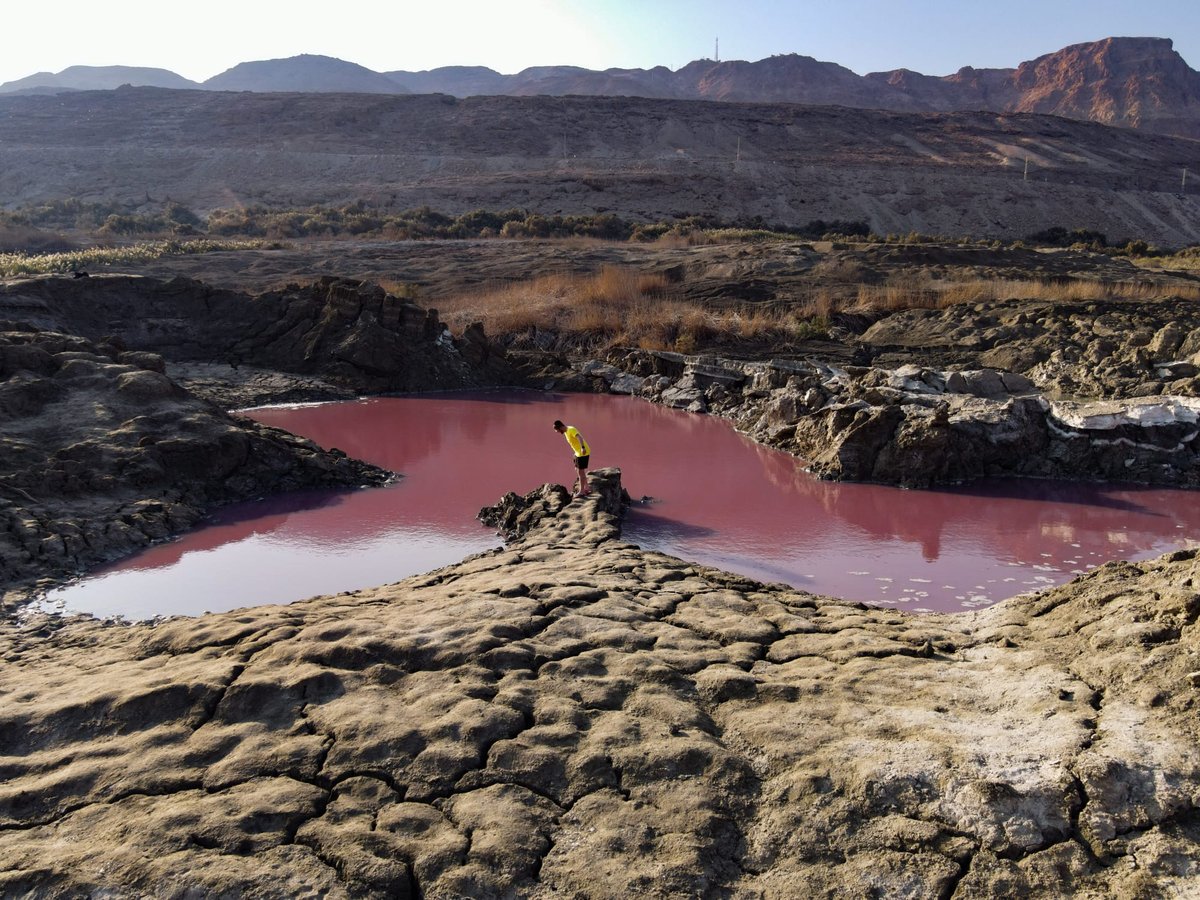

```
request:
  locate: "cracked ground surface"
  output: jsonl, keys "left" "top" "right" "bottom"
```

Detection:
{"left": 0, "top": 470, "right": 1198, "bottom": 898}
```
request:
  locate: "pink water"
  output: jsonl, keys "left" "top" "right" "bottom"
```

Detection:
{"left": 42, "top": 390, "right": 1200, "bottom": 619}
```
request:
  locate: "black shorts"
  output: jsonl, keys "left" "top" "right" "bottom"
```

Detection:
{"left": 574, "top": 455, "right": 590, "bottom": 469}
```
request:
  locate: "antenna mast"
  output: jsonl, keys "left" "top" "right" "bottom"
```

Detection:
{"left": 715, "top": 37, "right": 719, "bottom": 62}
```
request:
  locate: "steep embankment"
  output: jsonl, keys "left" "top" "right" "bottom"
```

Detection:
{"left": 0, "top": 274, "right": 513, "bottom": 404}
{"left": 1, "top": 89, "right": 1199, "bottom": 244}
{"left": 0, "top": 471, "right": 1196, "bottom": 897}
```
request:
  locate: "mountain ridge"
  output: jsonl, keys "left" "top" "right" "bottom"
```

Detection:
{"left": 204, "top": 54, "right": 410, "bottom": 94}
{"left": 0, "top": 64, "right": 199, "bottom": 93}
{"left": 3, "top": 38, "right": 1200, "bottom": 137}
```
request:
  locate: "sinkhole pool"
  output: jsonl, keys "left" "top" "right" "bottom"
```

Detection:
{"left": 41, "top": 390, "right": 1200, "bottom": 618}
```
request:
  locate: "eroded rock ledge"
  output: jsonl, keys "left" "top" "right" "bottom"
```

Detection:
{"left": 0, "top": 274, "right": 515, "bottom": 406}
{"left": 1, "top": 469, "right": 1196, "bottom": 898}
{"left": 569, "top": 349, "right": 1200, "bottom": 488}
{"left": 0, "top": 325, "right": 390, "bottom": 601}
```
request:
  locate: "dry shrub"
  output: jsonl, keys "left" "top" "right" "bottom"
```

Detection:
{"left": 436, "top": 266, "right": 679, "bottom": 341}
{"left": 581, "top": 266, "right": 641, "bottom": 305}
{"left": 720, "top": 309, "right": 779, "bottom": 339}
{"left": 935, "top": 280, "right": 993, "bottom": 307}
{"left": 637, "top": 273, "right": 670, "bottom": 296}
{"left": 432, "top": 263, "right": 1200, "bottom": 355}
{"left": 571, "top": 302, "right": 623, "bottom": 334}
{"left": 676, "top": 308, "right": 718, "bottom": 350}
{"left": 805, "top": 288, "right": 843, "bottom": 319}
{"left": 835, "top": 274, "right": 1200, "bottom": 314}
{"left": 653, "top": 233, "right": 692, "bottom": 250}
{"left": 0, "top": 239, "right": 270, "bottom": 277}
{"left": 378, "top": 279, "right": 421, "bottom": 301}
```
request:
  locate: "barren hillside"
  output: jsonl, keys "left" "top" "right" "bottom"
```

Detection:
{"left": 1, "top": 88, "right": 1199, "bottom": 244}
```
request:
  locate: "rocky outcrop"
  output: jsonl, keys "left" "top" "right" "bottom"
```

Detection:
{"left": 0, "top": 325, "right": 390, "bottom": 598}
{"left": 478, "top": 469, "right": 629, "bottom": 543}
{"left": 1006, "top": 37, "right": 1200, "bottom": 137}
{"left": 581, "top": 349, "right": 1200, "bottom": 488}
{"left": 861, "top": 296, "right": 1200, "bottom": 400}
{"left": 0, "top": 468, "right": 1196, "bottom": 897}
{"left": 0, "top": 274, "right": 516, "bottom": 399}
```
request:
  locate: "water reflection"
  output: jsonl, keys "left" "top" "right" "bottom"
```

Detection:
{"left": 42, "top": 390, "right": 1200, "bottom": 618}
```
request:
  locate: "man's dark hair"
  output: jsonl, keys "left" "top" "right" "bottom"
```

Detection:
{"left": 553, "top": 420, "right": 565, "bottom": 429}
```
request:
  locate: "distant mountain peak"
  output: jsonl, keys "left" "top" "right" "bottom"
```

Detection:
{"left": 1009, "top": 36, "right": 1200, "bottom": 130}
{"left": 0, "top": 65, "right": 198, "bottom": 94}
{"left": 4, "top": 37, "right": 1200, "bottom": 138}
{"left": 204, "top": 54, "right": 408, "bottom": 94}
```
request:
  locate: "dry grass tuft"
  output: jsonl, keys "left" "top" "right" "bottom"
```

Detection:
{"left": 435, "top": 266, "right": 826, "bottom": 352}
{"left": 796, "top": 275, "right": 1200, "bottom": 318}
{"left": 427, "top": 265, "right": 1200, "bottom": 355}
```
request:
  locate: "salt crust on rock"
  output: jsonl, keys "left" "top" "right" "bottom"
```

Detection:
{"left": 1, "top": 470, "right": 1197, "bottom": 898}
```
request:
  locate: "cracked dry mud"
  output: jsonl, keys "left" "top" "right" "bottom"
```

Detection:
{"left": 1, "top": 471, "right": 1197, "bottom": 898}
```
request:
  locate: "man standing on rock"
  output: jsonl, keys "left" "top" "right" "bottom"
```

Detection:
{"left": 554, "top": 420, "right": 592, "bottom": 497}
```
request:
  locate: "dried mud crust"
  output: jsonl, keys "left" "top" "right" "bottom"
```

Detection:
{"left": 0, "top": 470, "right": 1197, "bottom": 898}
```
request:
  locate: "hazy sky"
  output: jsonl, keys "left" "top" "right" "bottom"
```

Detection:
{"left": 4, "top": 0, "right": 1200, "bottom": 85}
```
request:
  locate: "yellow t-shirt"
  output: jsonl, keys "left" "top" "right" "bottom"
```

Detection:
{"left": 563, "top": 425, "right": 591, "bottom": 458}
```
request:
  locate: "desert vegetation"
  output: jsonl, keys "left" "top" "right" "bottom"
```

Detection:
{"left": 829, "top": 274, "right": 1200, "bottom": 313}
{"left": 424, "top": 266, "right": 828, "bottom": 353}
{"left": 5, "top": 199, "right": 1200, "bottom": 354}
{"left": 0, "top": 239, "right": 277, "bottom": 277}
{"left": 0, "top": 199, "right": 872, "bottom": 244}
{"left": 428, "top": 264, "right": 1200, "bottom": 355}
{"left": 5, "top": 199, "right": 1200, "bottom": 264}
